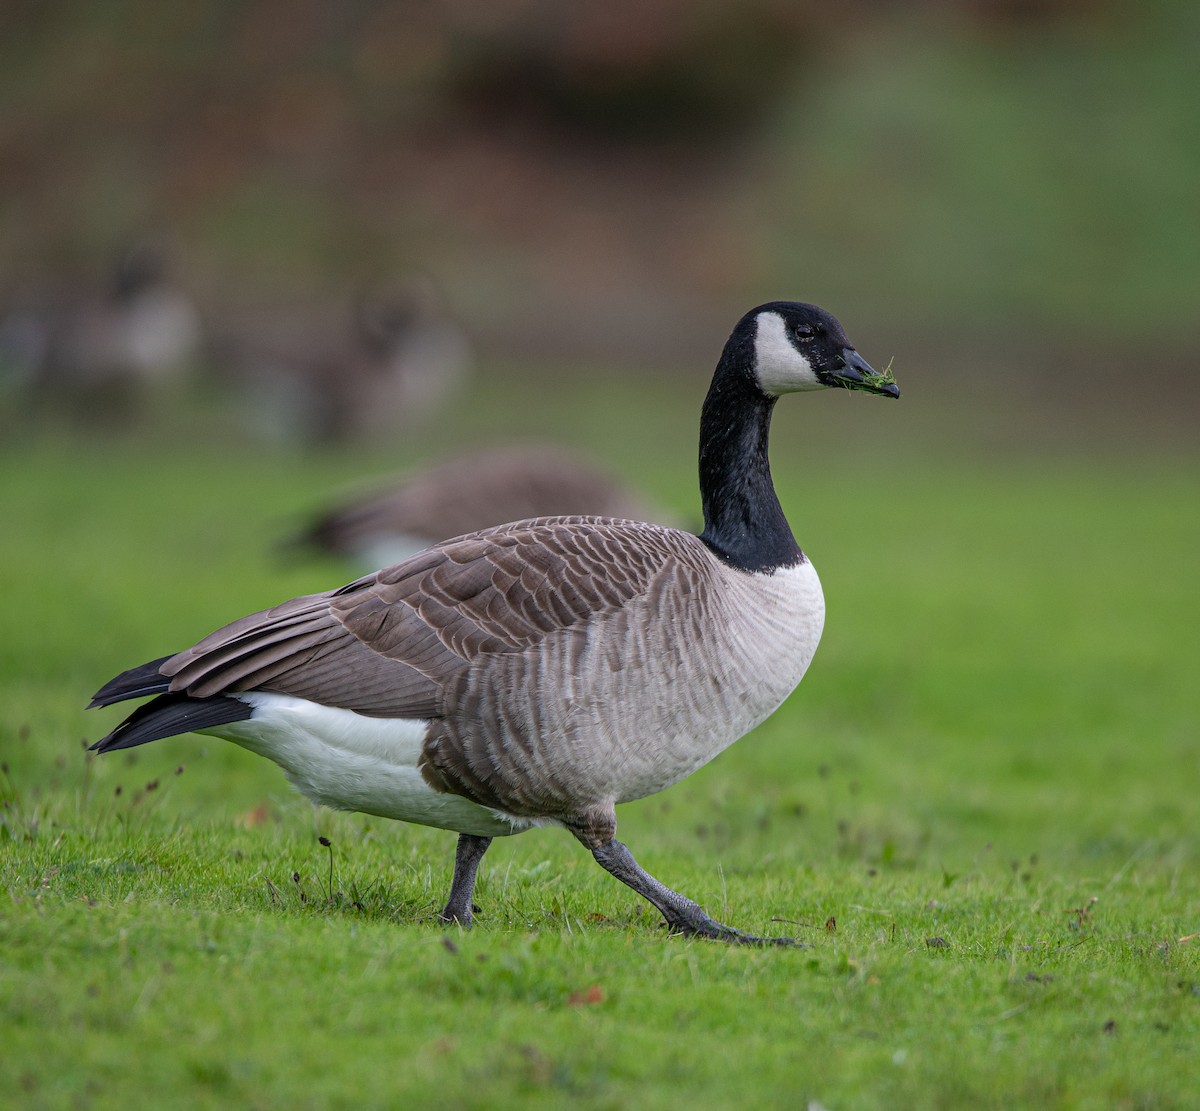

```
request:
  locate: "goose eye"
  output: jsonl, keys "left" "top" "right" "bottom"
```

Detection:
{"left": 793, "top": 324, "right": 816, "bottom": 341}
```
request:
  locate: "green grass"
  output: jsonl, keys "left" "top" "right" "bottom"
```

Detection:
{"left": 2, "top": 375, "right": 1199, "bottom": 1109}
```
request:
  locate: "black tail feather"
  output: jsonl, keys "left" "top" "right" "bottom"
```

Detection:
{"left": 89, "top": 693, "right": 253, "bottom": 753}
{"left": 88, "top": 656, "right": 175, "bottom": 709}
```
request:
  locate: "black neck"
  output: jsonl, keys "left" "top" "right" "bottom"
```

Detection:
{"left": 697, "top": 340, "right": 802, "bottom": 573}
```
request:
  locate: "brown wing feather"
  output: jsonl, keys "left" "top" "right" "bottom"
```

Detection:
{"left": 156, "top": 516, "right": 686, "bottom": 719}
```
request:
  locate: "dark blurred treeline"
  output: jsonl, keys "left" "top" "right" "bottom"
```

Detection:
{"left": 1, "top": 0, "right": 1196, "bottom": 376}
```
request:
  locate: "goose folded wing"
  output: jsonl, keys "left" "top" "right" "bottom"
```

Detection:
{"left": 157, "top": 516, "right": 680, "bottom": 719}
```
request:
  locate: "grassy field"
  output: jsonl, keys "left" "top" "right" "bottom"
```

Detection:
{"left": 2, "top": 371, "right": 1198, "bottom": 1109}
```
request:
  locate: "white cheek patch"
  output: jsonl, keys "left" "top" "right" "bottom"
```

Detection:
{"left": 753, "top": 312, "right": 824, "bottom": 395}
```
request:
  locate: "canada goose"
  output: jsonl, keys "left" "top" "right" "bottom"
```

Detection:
{"left": 89, "top": 301, "right": 898, "bottom": 944}
{"left": 290, "top": 444, "right": 673, "bottom": 570}
{"left": 22, "top": 243, "right": 200, "bottom": 411}
{"left": 227, "top": 282, "right": 471, "bottom": 446}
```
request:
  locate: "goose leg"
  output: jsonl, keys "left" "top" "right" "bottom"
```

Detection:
{"left": 439, "top": 833, "right": 492, "bottom": 926}
{"left": 590, "top": 838, "right": 797, "bottom": 947}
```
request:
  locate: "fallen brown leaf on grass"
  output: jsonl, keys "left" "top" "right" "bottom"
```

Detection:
{"left": 240, "top": 802, "right": 271, "bottom": 828}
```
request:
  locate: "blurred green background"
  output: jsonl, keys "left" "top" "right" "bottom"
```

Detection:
{"left": 2, "top": 0, "right": 1198, "bottom": 427}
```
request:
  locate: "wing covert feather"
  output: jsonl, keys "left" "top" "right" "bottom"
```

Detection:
{"left": 157, "top": 516, "right": 698, "bottom": 719}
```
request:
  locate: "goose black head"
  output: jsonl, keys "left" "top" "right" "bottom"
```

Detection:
{"left": 745, "top": 301, "right": 899, "bottom": 400}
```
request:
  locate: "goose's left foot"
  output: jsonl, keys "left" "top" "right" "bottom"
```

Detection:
{"left": 438, "top": 833, "right": 493, "bottom": 926}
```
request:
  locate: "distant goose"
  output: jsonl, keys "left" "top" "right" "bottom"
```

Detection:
{"left": 226, "top": 282, "right": 471, "bottom": 446}
{"left": 6, "top": 242, "right": 200, "bottom": 417}
{"left": 291, "top": 445, "right": 673, "bottom": 570}
{"left": 89, "top": 302, "right": 898, "bottom": 944}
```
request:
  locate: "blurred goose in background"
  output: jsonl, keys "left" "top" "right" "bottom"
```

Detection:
{"left": 289, "top": 444, "right": 674, "bottom": 570}
{"left": 2, "top": 242, "right": 201, "bottom": 420}
{"left": 89, "top": 301, "right": 898, "bottom": 945}
{"left": 228, "top": 280, "right": 471, "bottom": 447}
